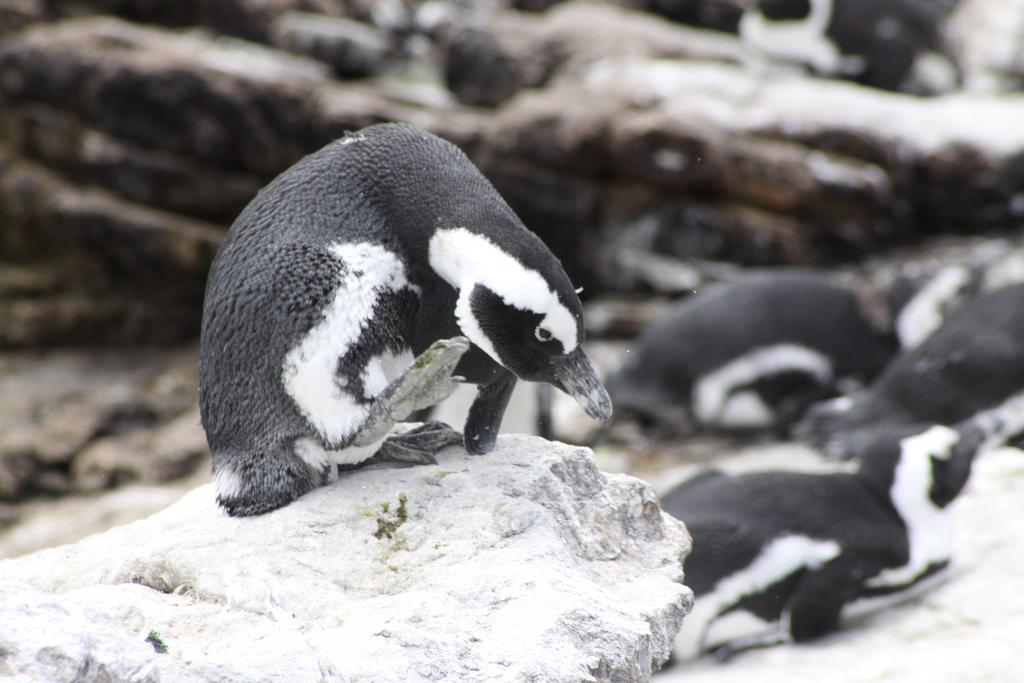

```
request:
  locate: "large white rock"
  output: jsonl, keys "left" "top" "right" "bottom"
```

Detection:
{"left": 0, "top": 583, "right": 160, "bottom": 683}
{"left": 0, "top": 435, "right": 692, "bottom": 682}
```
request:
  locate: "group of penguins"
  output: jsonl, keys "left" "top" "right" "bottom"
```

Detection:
{"left": 720, "top": 0, "right": 961, "bottom": 94}
{"left": 602, "top": 249, "right": 1024, "bottom": 659}
{"left": 196, "top": 122, "right": 1022, "bottom": 667}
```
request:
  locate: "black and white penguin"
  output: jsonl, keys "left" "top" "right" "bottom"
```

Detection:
{"left": 605, "top": 270, "right": 896, "bottom": 432}
{"left": 739, "top": 0, "right": 960, "bottom": 93}
{"left": 884, "top": 241, "right": 1024, "bottom": 349}
{"left": 668, "top": 391, "right": 1024, "bottom": 659}
{"left": 798, "top": 282, "right": 1024, "bottom": 459}
{"left": 199, "top": 123, "right": 611, "bottom": 517}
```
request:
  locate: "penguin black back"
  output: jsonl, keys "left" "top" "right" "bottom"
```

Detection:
{"left": 798, "top": 282, "right": 1024, "bottom": 458}
{"left": 607, "top": 270, "right": 896, "bottom": 431}
{"left": 667, "top": 392, "right": 1024, "bottom": 659}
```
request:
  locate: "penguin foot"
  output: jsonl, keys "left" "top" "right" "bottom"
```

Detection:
{"left": 355, "top": 337, "right": 470, "bottom": 446}
{"left": 373, "top": 421, "right": 465, "bottom": 466}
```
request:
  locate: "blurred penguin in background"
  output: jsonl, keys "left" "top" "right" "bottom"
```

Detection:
{"left": 798, "top": 282, "right": 1024, "bottom": 459}
{"left": 605, "top": 270, "right": 896, "bottom": 435}
{"left": 739, "top": 0, "right": 961, "bottom": 93}
{"left": 668, "top": 390, "right": 1024, "bottom": 659}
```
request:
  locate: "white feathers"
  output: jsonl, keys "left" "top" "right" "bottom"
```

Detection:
{"left": 453, "top": 286, "right": 501, "bottom": 365}
{"left": 281, "top": 242, "right": 416, "bottom": 446}
{"left": 676, "top": 534, "right": 841, "bottom": 658}
{"left": 692, "top": 344, "right": 833, "bottom": 427}
{"left": 428, "top": 228, "right": 578, "bottom": 363}
{"left": 840, "top": 566, "right": 951, "bottom": 623}
{"left": 293, "top": 437, "right": 331, "bottom": 471}
{"left": 294, "top": 436, "right": 387, "bottom": 468}
{"left": 214, "top": 464, "right": 245, "bottom": 501}
{"left": 740, "top": 0, "right": 858, "bottom": 75}
{"left": 896, "top": 265, "right": 971, "bottom": 348}
{"left": 338, "top": 133, "right": 366, "bottom": 145}
{"left": 701, "top": 611, "right": 788, "bottom": 655}
{"left": 865, "top": 426, "right": 959, "bottom": 589}
{"left": 361, "top": 349, "right": 415, "bottom": 399}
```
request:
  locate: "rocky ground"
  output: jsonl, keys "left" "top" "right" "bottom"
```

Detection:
{"left": 0, "top": 436, "right": 692, "bottom": 682}
{"left": 2, "top": 0, "right": 1024, "bottom": 680}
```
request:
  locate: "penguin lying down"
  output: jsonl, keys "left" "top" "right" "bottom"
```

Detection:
{"left": 882, "top": 240, "right": 1024, "bottom": 350}
{"left": 798, "top": 282, "right": 1024, "bottom": 460}
{"left": 666, "top": 391, "right": 1024, "bottom": 660}
{"left": 605, "top": 270, "right": 896, "bottom": 433}
{"left": 199, "top": 123, "right": 612, "bottom": 516}
{"left": 739, "top": 0, "right": 959, "bottom": 94}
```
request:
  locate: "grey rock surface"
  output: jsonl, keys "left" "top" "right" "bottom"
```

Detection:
{"left": 0, "top": 582, "right": 160, "bottom": 683}
{"left": 0, "top": 346, "right": 202, "bottom": 504}
{"left": 483, "top": 57, "right": 1024, "bottom": 287}
{"left": 0, "top": 156, "right": 222, "bottom": 348}
{"left": 271, "top": 11, "right": 394, "bottom": 78}
{"left": 0, "top": 435, "right": 693, "bottom": 682}
{"left": 441, "top": 1, "right": 742, "bottom": 107}
{"left": 0, "top": 17, "right": 331, "bottom": 176}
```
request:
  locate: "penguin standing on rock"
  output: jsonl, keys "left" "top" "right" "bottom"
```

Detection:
{"left": 668, "top": 391, "right": 1024, "bottom": 659}
{"left": 739, "top": 0, "right": 960, "bottom": 93}
{"left": 798, "top": 282, "right": 1024, "bottom": 460}
{"left": 199, "top": 123, "right": 611, "bottom": 516}
{"left": 605, "top": 270, "right": 896, "bottom": 433}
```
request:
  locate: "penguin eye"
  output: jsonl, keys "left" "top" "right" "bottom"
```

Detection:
{"left": 535, "top": 326, "right": 553, "bottom": 343}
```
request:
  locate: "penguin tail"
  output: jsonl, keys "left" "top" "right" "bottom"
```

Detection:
{"left": 212, "top": 442, "right": 324, "bottom": 517}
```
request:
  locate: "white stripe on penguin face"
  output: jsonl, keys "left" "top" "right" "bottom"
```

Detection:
{"left": 692, "top": 343, "right": 833, "bottom": 427}
{"left": 428, "top": 228, "right": 578, "bottom": 365}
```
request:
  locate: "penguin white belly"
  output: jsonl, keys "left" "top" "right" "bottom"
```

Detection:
{"left": 896, "top": 265, "right": 971, "bottom": 348}
{"left": 692, "top": 344, "right": 833, "bottom": 428}
{"left": 866, "top": 426, "right": 958, "bottom": 588}
{"left": 294, "top": 436, "right": 387, "bottom": 470}
{"left": 281, "top": 241, "right": 418, "bottom": 446}
{"left": 841, "top": 566, "right": 951, "bottom": 623}
{"left": 292, "top": 348, "right": 417, "bottom": 469}
{"left": 702, "top": 610, "right": 788, "bottom": 654}
{"left": 740, "top": 8, "right": 850, "bottom": 75}
{"left": 675, "top": 534, "right": 841, "bottom": 658}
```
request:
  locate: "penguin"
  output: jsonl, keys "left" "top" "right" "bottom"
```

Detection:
{"left": 739, "top": 0, "right": 960, "bottom": 93}
{"left": 884, "top": 241, "right": 1024, "bottom": 349}
{"left": 605, "top": 270, "right": 896, "bottom": 433}
{"left": 667, "top": 391, "right": 1024, "bottom": 659}
{"left": 199, "top": 123, "right": 612, "bottom": 517}
{"left": 797, "top": 282, "right": 1024, "bottom": 460}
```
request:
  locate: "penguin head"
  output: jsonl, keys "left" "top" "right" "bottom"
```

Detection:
{"left": 855, "top": 423, "right": 975, "bottom": 509}
{"left": 429, "top": 226, "right": 612, "bottom": 422}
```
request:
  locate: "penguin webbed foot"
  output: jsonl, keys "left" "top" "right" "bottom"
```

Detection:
{"left": 371, "top": 421, "right": 464, "bottom": 466}
{"left": 354, "top": 336, "right": 470, "bottom": 447}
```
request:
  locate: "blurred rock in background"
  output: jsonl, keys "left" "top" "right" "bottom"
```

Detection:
{"left": 1, "top": 0, "right": 1023, "bottom": 559}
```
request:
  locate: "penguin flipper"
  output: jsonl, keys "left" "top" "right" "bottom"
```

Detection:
{"left": 353, "top": 337, "right": 470, "bottom": 447}
{"left": 786, "top": 558, "right": 862, "bottom": 643}
{"left": 464, "top": 369, "right": 517, "bottom": 455}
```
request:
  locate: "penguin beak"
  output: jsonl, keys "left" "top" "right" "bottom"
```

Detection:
{"left": 552, "top": 348, "right": 613, "bottom": 423}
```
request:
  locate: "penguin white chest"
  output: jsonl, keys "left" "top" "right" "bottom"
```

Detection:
{"left": 692, "top": 343, "right": 833, "bottom": 427}
{"left": 740, "top": 0, "right": 859, "bottom": 75}
{"left": 281, "top": 242, "right": 418, "bottom": 447}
